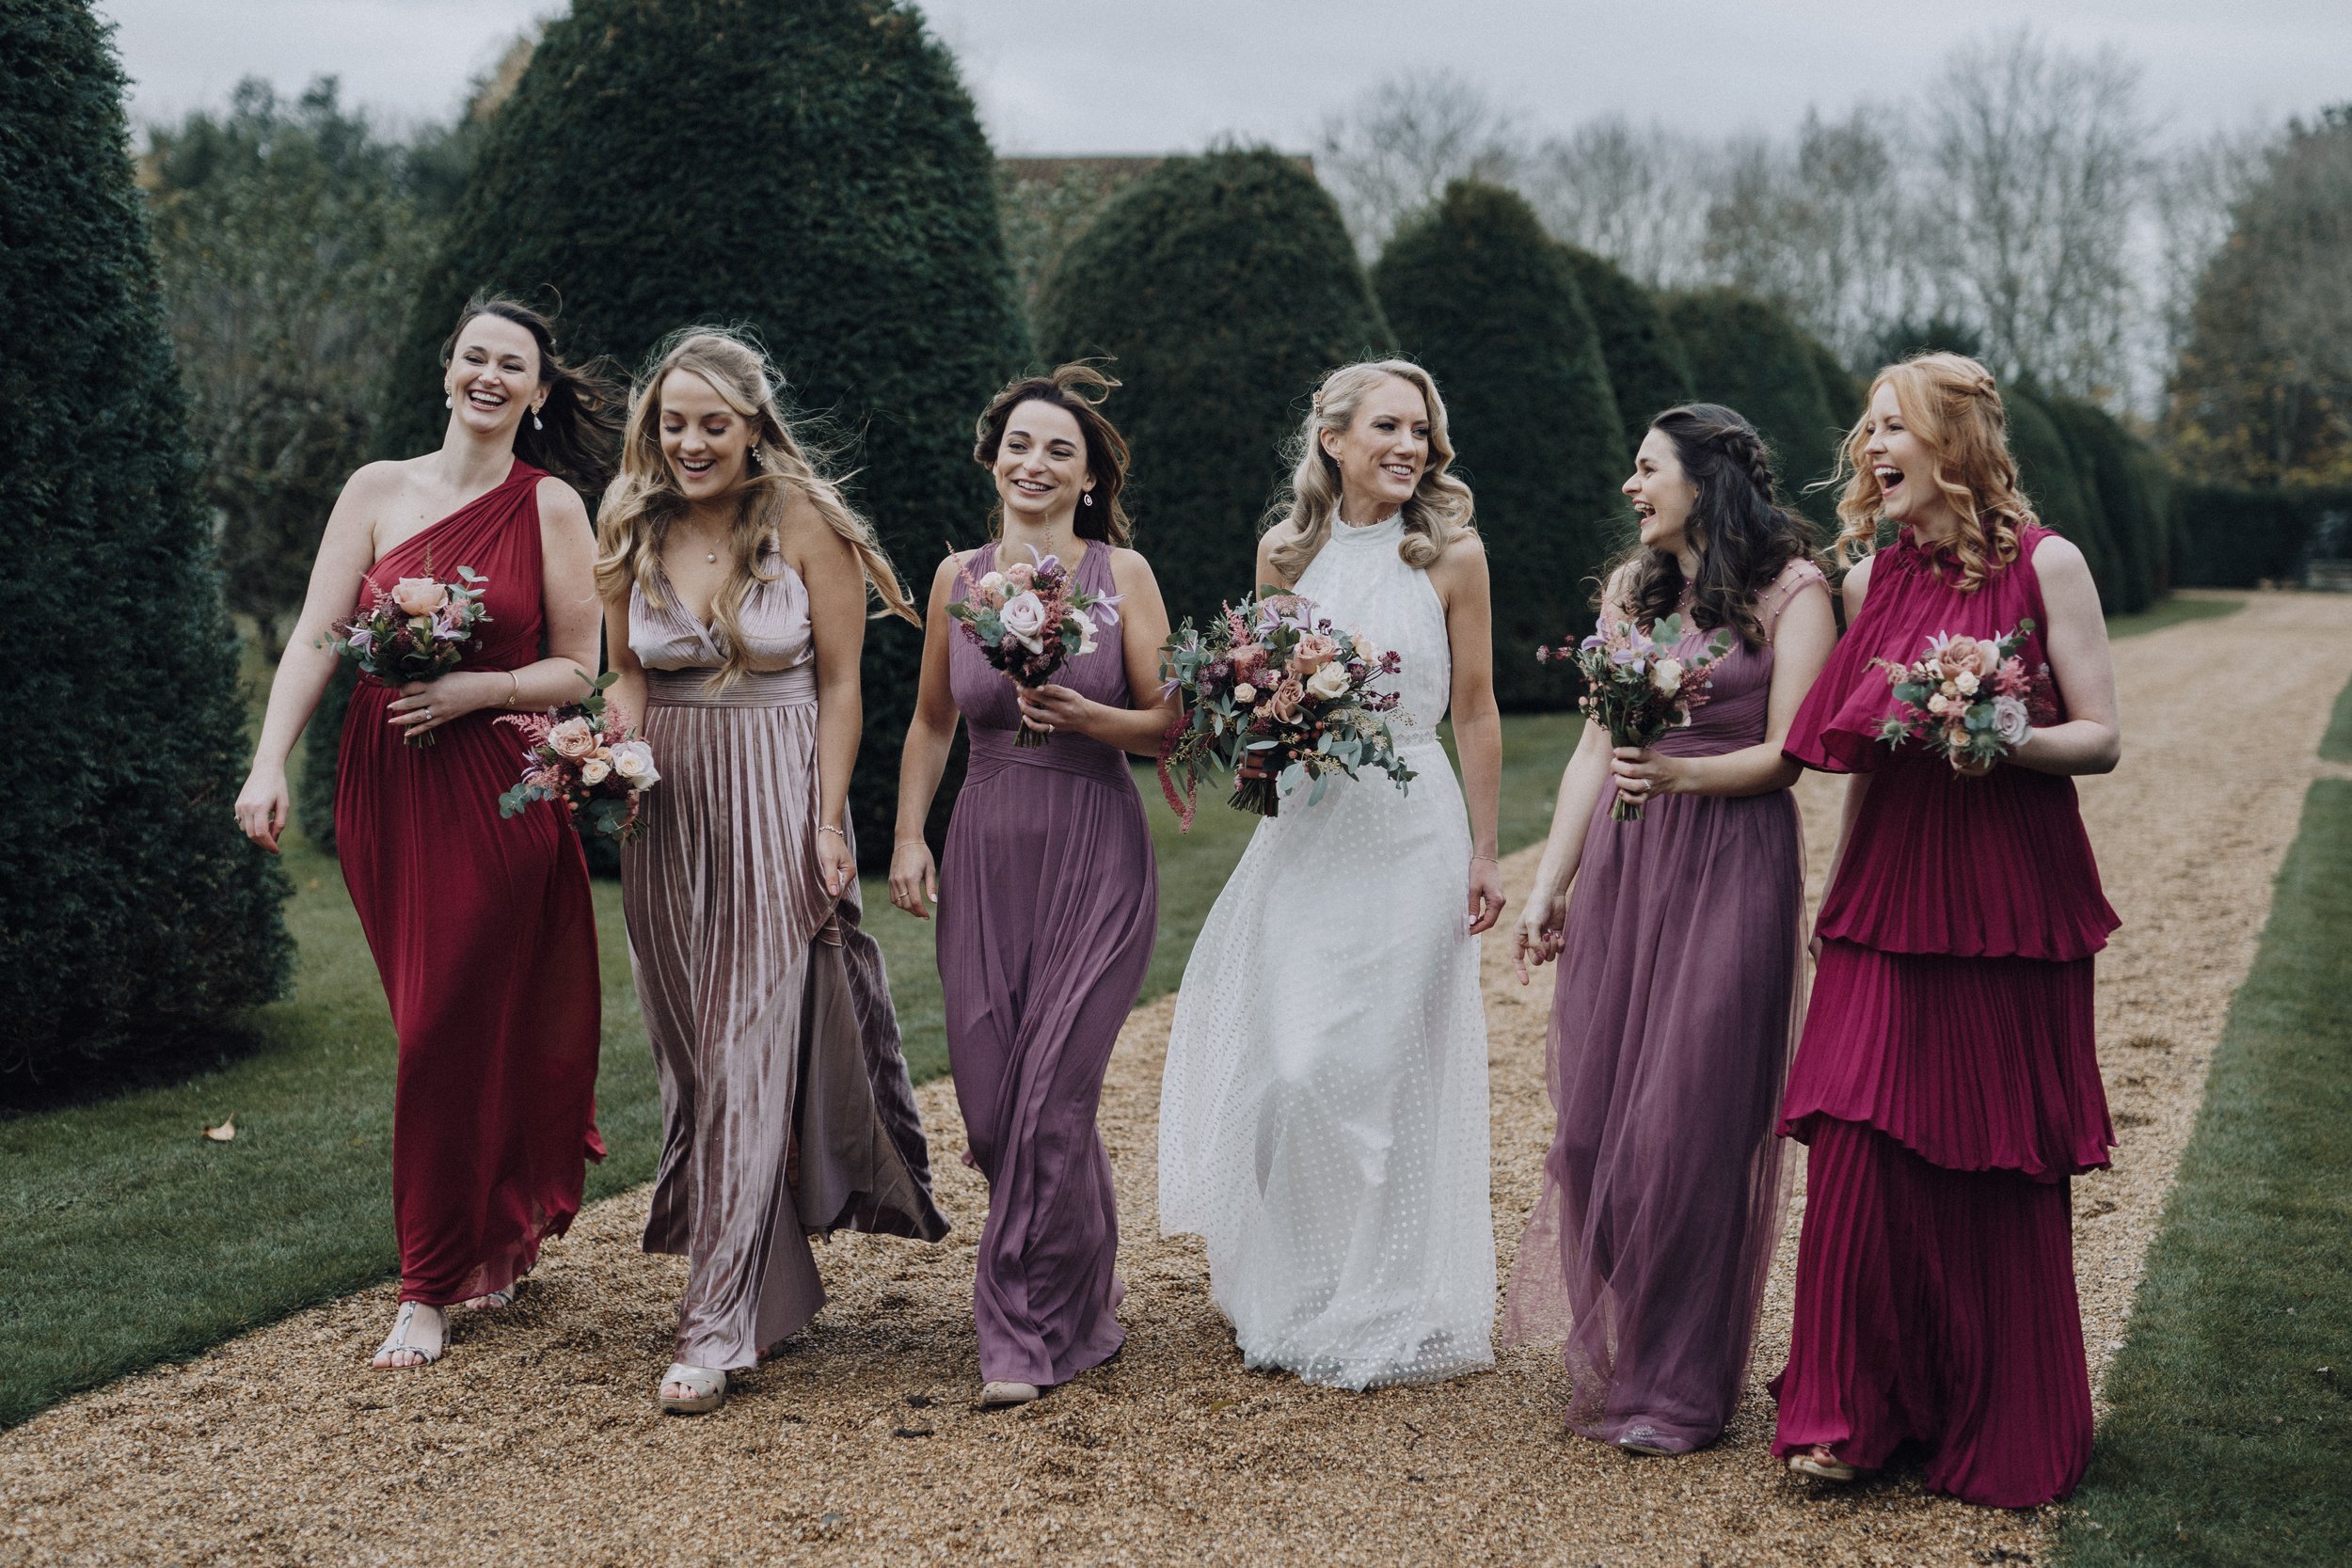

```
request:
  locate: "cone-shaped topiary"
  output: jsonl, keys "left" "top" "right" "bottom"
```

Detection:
{"left": 1, "top": 0, "right": 290, "bottom": 1085}
{"left": 1375, "top": 182, "right": 1628, "bottom": 707}
{"left": 354, "top": 0, "right": 1029, "bottom": 866}
{"left": 1806, "top": 336, "right": 1865, "bottom": 433}
{"left": 1035, "top": 148, "right": 1391, "bottom": 627}
{"left": 1661, "top": 288, "right": 1845, "bottom": 528}
{"left": 2005, "top": 389, "right": 2121, "bottom": 606}
{"left": 1559, "top": 245, "right": 1693, "bottom": 455}
{"left": 2046, "top": 397, "right": 2161, "bottom": 613}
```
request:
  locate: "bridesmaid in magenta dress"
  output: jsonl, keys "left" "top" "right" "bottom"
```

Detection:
{"left": 890, "top": 365, "right": 1176, "bottom": 1409}
{"left": 1504, "top": 404, "right": 1836, "bottom": 1455}
{"left": 1772, "top": 353, "right": 2122, "bottom": 1507}
{"left": 236, "top": 296, "right": 622, "bottom": 1368}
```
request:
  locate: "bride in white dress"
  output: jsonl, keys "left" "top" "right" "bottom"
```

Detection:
{"left": 1158, "top": 359, "right": 1506, "bottom": 1388}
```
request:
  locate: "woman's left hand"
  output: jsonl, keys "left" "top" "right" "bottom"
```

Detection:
{"left": 815, "top": 826, "right": 854, "bottom": 900}
{"left": 1016, "top": 683, "right": 1096, "bottom": 740}
{"left": 388, "top": 671, "right": 503, "bottom": 740}
{"left": 1609, "top": 746, "right": 1688, "bottom": 811}
{"left": 1466, "top": 855, "right": 1507, "bottom": 937}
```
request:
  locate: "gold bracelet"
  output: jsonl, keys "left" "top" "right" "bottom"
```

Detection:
{"left": 503, "top": 670, "right": 520, "bottom": 707}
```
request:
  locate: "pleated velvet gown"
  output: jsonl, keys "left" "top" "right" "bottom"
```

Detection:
{"left": 1772, "top": 523, "right": 2118, "bottom": 1507}
{"left": 938, "top": 542, "right": 1156, "bottom": 1388}
{"left": 337, "top": 458, "right": 604, "bottom": 1307}
{"left": 627, "top": 552, "right": 947, "bottom": 1373}
{"left": 1502, "top": 559, "right": 1824, "bottom": 1452}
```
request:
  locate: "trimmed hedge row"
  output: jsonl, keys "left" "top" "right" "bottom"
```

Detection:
{"left": 2173, "top": 485, "right": 2352, "bottom": 588}
{"left": 1660, "top": 287, "right": 1847, "bottom": 530}
{"left": 1375, "top": 182, "right": 1628, "bottom": 706}
{"left": 2, "top": 0, "right": 291, "bottom": 1082}
{"left": 1558, "top": 244, "right": 1692, "bottom": 456}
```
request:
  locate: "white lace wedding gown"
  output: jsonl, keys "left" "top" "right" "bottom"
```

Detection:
{"left": 1157, "top": 514, "right": 1495, "bottom": 1389}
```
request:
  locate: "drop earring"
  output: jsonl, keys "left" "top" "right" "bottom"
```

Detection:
{"left": 532, "top": 409, "right": 544, "bottom": 431}
{"left": 1082, "top": 492, "right": 1095, "bottom": 508}
{"left": 444, "top": 393, "right": 454, "bottom": 409}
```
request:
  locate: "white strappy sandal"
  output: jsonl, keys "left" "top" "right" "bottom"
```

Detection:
{"left": 659, "top": 1363, "right": 727, "bottom": 1415}
{"left": 978, "top": 1380, "right": 1041, "bottom": 1409}
{"left": 463, "top": 1285, "right": 518, "bottom": 1311}
{"left": 371, "top": 1302, "right": 446, "bottom": 1370}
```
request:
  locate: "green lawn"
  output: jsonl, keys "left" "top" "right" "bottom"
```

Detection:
{"left": 2106, "top": 592, "right": 2244, "bottom": 640}
{"left": 2052, "top": 669, "right": 2352, "bottom": 1568}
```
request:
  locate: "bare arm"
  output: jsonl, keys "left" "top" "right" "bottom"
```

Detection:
{"left": 1254, "top": 529, "right": 1297, "bottom": 593}
{"left": 1014, "top": 547, "right": 1180, "bottom": 756}
{"left": 1431, "top": 533, "right": 1505, "bottom": 936}
{"left": 602, "top": 589, "right": 647, "bottom": 737}
{"left": 2012, "top": 537, "right": 2122, "bottom": 776}
{"left": 787, "top": 498, "right": 875, "bottom": 898}
{"left": 887, "top": 555, "right": 966, "bottom": 918}
{"left": 233, "top": 462, "right": 397, "bottom": 852}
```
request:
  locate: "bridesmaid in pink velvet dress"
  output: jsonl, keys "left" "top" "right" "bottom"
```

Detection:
{"left": 1772, "top": 353, "right": 2123, "bottom": 1507}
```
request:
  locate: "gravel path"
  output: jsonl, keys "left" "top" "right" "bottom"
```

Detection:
{"left": 7, "top": 591, "right": 2347, "bottom": 1568}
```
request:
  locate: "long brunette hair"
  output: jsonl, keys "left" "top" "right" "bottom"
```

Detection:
{"left": 1606, "top": 404, "right": 1815, "bottom": 647}
{"left": 437, "top": 293, "right": 622, "bottom": 489}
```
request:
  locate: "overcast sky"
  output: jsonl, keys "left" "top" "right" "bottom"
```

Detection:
{"left": 98, "top": 0, "right": 2350, "bottom": 150}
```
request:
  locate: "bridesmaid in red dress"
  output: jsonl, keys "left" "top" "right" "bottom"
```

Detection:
{"left": 1770, "top": 352, "right": 2122, "bottom": 1506}
{"left": 235, "top": 295, "right": 622, "bottom": 1370}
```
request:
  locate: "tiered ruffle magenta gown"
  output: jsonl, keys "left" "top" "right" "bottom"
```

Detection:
{"left": 1772, "top": 523, "right": 2118, "bottom": 1507}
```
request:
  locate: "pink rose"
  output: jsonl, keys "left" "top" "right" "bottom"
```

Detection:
{"left": 1936, "top": 634, "right": 1992, "bottom": 682}
{"left": 1292, "top": 632, "right": 1339, "bottom": 673}
{"left": 1267, "top": 673, "right": 1305, "bottom": 723}
{"left": 1003, "top": 562, "right": 1037, "bottom": 591}
{"left": 548, "top": 717, "right": 597, "bottom": 759}
{"left": 1230, "top": 643, "right": 1268, "bottom": 679}
{"left": 999, "top": 590, "right": 1049, "bottom": 649}
{"left": 390, "top": 577, "right": 449, "bottom": 617}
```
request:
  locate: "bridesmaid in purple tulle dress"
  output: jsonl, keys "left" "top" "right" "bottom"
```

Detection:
{"left": 1504, "top": 404, "right": 1837, "bottom": 1454}
{"left": 1772, "top": 353, "right": 2122, "bottom": 1508}
{"left": 890, "top": 365, "right": 1176, "bottom": 1409}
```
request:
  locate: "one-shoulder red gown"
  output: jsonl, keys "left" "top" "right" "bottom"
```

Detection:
{"left": 336, "top": 459, "right": 604, "bottom": 1307}
{"left": 1772, "top": 524, "right": 2118, "bottom": 1507}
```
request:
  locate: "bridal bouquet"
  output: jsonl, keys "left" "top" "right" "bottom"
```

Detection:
{"left": 498, "top": 672, "right": 659, "bottom": 842}
{"left": 1156, "top": 589, "right": 1414, "bottom": 827}
{"left": 947, "top": 546, "right": 1120, "bottom": 748}
{"left": 1870, "top": 621, "right": 2052, "bottom": 773}
{"left": 326, "top": 557, "right": 491, "bottom": 748}
{"left": 1540, "top": 614, "right": 1734, "bottom": 820}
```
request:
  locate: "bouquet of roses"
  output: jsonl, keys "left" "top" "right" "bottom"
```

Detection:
{"left": 497, "top": 672, "right": 660, "bottom": 842}
{"left": 1156, "top": 589, "right": 1414, "bottom": 827}
{"left": 1870, "top": 621, "right": 2052, "bottom": 773}
{"left": 946, "top": 546, "right": 1121, "bottom": 749}
{"left": 1540, "top": 613, "right": 1734, "bottom": 821}
{"left": 326, "top": 558, "right": 492, "bottom": 747}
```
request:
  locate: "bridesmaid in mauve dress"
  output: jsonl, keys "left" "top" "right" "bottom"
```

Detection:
{"left": 890, "top": 365, "right": 1176, "bottom": 1408}
{"left": 1772, "top": 353, "right": 2122, "bottom": 1507}
{"left": 1505, "top": 404, "right": 1836, "bottom": 1455}
{"left": 235, "top": 295, "right": 622, "bottom": 1369}
{"left": 599, "top": 330, "right": 946, "bottom": 1417}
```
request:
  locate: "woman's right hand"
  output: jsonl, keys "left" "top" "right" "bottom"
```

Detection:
{"left": 235, "top": 766, "right": 292, "bottom": 854}
{"left": 887, "top": 839, "right": 938, "bottom": 919}
{"left": 1510, "top": 888, "right": 1567, "bottom": 985}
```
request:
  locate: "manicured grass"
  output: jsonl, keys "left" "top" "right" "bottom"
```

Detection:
{"left": 2051, "top": 676, "right": 2352, "bottom": 1567}
{"left": 2107, "top": 592, "right": 2245, "bottom": 640}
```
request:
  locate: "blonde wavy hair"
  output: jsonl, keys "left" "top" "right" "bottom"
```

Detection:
{"left": 1830, "top": 351, "right": 2036, "bottom": 594}
{"left": 1263, "top": 359, "right": 1474, "bottom": 581}
{"left": 595, "top": 328, "right": 917, "bottom": 692}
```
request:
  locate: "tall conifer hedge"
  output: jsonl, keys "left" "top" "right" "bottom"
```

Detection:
{"left": 1661, "top": 288, "right": 1845, "bottom": 528}
{"left": 346, "top": 0, "right": 1028, "bottom": 864}
{"left": 2047, "top": 397, "right": 2162, "bottom": 613}
{"left": 1375, "top": 182, "right": 1627, "bottom": 706}
{"left": 1559, "top": 245, "right": 1693, "bottom": 454}
{"left": 1034, "top": 149, "right": 1391, "bottom": 626}
{"left": 1, "top": 1, "right": 290, "bottom": 1082}
{"left": 2007, "top": 389, "right": 2122, "bottom": 607}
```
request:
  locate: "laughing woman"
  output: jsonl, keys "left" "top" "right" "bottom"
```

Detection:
{"left": 599, "top": 329, "right": 947, "bottom": 1417}
{"left": 1772, "top": 352, "right": 2121, "bottom": 1506}
{"left": 1503, "top": 404, "right": 1835, "bottom": 1455}
{"left": 890, "top": 364, "right": 1174, "bottom": 1409}
{"left": 235, "top": 294, "right": 620, "bottom": 1370}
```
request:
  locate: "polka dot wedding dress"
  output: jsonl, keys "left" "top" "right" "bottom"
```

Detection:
{"left": 1157, "top": 514, "right": 1495, "bottom": 1389}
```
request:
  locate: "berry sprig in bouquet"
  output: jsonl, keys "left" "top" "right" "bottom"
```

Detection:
{"left": 1156, "top": 589, "right": 1414, "bottom": 827}
{"left": 1540, "top": 613, "right": 1734, "bottom": 821}
{"left": 497, "top": 672, "right": 660, "bottom": 842}
{"left": 946, "top": 546, "right": 1121, "bottom": 749}
{"left": 326, "top": 556, "right": 491, "bottom": 748}
{"left": 1870, "top": 621, "right": 2051, "bottom": 773}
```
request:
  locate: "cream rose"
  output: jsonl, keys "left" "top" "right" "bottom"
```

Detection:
{"left": 977, "top": 570, "right": 1007, "bottom": 594}
{"left": 1992, "top": 694, "right": 2031, "bottom": 748}
{"left": 1305, "top": 662, "right": 1351, "bottom": 702}
{"left": 548, "top": 717, "right": 598, "bottom": 759}
{"left": 390, "top": 578, "right": 449, "bottom": 617}
{"left": 580, "top": 756, "right": 612, "bottom": 785}
{"left": 999, "top": 590, "right": 1049, "bottom": 648}
{"left": 609, "top": 739, "right": 660, "bottom": 786}
{"left": 1954, "top": 669, "right": 1980, "bottom": 697}
{"left": 1651, "top": 657, "right": 1684, "bottom": 697}
{"left": 1232, "top": 682, "right": 1258, "bottom": 704}
{"left": 1927, "top": 692, "right": 1952, "bottom": 716}
{"left": 1292, "top": 632, "right": 1339, "bottom": 673}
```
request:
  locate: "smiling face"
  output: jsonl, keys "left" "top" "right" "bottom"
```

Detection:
{"left": 1861, "top": 378, "right": 1948, "bottom": 529}
{"left": 993, "top": 398, "right": 1092, "bottom": 528}
{"left": 445, "top": 313, "right": 543, "bottom": 437}
{"left": 1624, "top": 427, "right": 1699, "bottom": 557}
{"left": 658, "top": 368, "right": 755, "bottom": 502}
{"left": 1321, "top": 374, "right": 1428, "bottom": 521}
